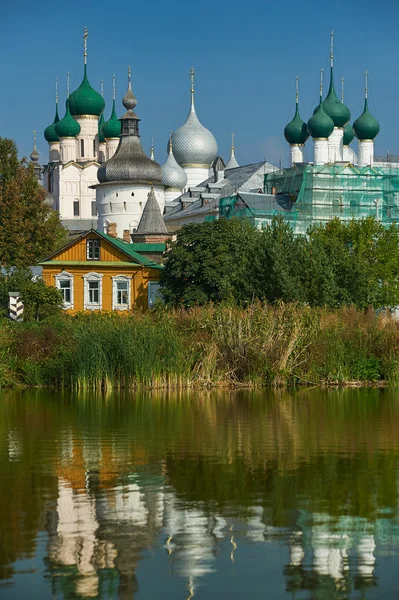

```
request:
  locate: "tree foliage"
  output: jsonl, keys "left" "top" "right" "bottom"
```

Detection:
{"left": 161, "top": 219, "right": 261, "bottom": 306}
{"left": 0, "top": 138, "right": 67, "bottom": 267}
{"left": 161, "top": 215, "right": 399, "bottom": 310}
{"left": 0, "top": 268, "right": 63, "bottom": 321}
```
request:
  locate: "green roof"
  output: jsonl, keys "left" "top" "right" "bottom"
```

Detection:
{"left": 284, "top": 102, "right": 309, "bottom": 145}
{"left": 40, "top": 260, "right": 137, "bottom": 267}
{"left": 69, "top": 65, "right": 105, "bottom": 117}
{"left": 40, "top": 229, "right": 164, "bottom": 270}
{"left": 44, "top": 103, "right": 60, "bottom": 143}
{"left": 308, "top": 98, "right": 334, "bottom": 139}
{"left": 55, "top": 99, "right": 81, "bottom": 138}
{"left": 102, "top": 99, "right": 121, "bottom": 139}
{"left": 322, "top": 66, "right": 351, "bottom": 127}
{"left": 130, "top": 243, "right": 166, "bottom": 252}
{"left": 353, "top": 98, "right": 380, "bottom": 141}
{"left": 98, "top": 231, "right": 163, "bottom": 269}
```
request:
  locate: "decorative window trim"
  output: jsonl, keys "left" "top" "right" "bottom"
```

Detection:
{"left": 55, "top": 271, "right": 74, "bottom": 310}
{"left": 148, "top": 281, "right": 162, "bottom": 308}
{"left": 112, "top": 275, "right": 132, "bottom": 311}
{"left": 83, "top": 272, "right": 103, "bottom": 310}
{"left": 86, "top": 238, "right": 100, "bottom": 260}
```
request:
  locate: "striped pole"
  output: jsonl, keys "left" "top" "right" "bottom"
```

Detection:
{"left": 8, "top": 292, "right": 24, "bottom": 322}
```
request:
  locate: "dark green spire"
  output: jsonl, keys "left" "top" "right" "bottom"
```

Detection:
{"left": 55, "top": 98, "right": 81, "bottom": 138}
{"left": 308, "top": 69, "right": 334, "bottom": 139}
{"left": 284, "top": 76, "right": 309, "bottom": 145}
{"left": 353, "top": 72, "right": 380, "bottom": 141}
{"left": 322, "top": 31, "right": 350, "bottom": 127}
{"left": 44, "top": 78, "right": 60, "bottom": 143}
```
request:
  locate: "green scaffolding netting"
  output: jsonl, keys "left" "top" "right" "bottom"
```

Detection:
{"left": 220, "top": 163, "right": 399, "bottom": 235}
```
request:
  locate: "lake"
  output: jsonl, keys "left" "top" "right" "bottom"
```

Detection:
{"left": 1, "top": 389, "right": 399, "bottom": 599}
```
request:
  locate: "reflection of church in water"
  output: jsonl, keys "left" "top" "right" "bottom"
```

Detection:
{"left": 43, "top": 435, "right": 396, "bottom": 599}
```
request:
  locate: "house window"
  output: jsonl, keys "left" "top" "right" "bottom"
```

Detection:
{"left": 80, "top": 139, "right": 84, "bottom": 157}
{"left": 91, "top": 201, "right": 97, "bottom": 217}
{"left": 112, "top": 275, "right": 131, "bottom": 310}
{"left": 73, "top": 200, "right": 80, "bottom": 216}
{"left": 87, "top": 239, "right": 100, "bottom": 260}
{"left": 148, "top": 281, "right": 162, "bottom": 308}
{"left": 55, "top": 271, "right": 74, "bottom": 310}
{"left": 83, "top": 272, "right": 103, "bottom": 310}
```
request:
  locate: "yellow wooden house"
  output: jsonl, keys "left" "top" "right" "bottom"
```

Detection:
{"left": 40, "top": 230, "right": 164, "bottom": 313}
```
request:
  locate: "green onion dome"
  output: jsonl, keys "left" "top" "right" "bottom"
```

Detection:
{"left": 55, "top": 99, "right": 81, "bottom": 138}
{"left": 98, "top": 113, "right": 105, "bottom": 143}
{"left": 343, "top": 122, "right": 354, "bottom": 146}
{"left": 284, "top": 102, "right": 309, "bottom": 145}
{"left": 322, "top": 67, "right": 350, "bottom": 127}
{"left": 307, "top": 99, "right": 334, "bottom": 139}
{"left": 353, "top": 98, "right": 380, "bottom": 141}
{"left": 69, "top": 65, "right": 105, "bottom": 117}
{"left": 102, "top": 99, "right": 121, "bottom": 139}
{"left": 44, "top": 104, "right": 60, "bottom": 143}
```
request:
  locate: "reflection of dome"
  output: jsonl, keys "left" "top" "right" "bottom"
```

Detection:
{"left": 308, "top": 99, "right": 334, "bottom": 139}
{"left": 55, "top": 99, "right": 81, "bottom": 138}
{"left": 44, "top": 103, "right": 60, "bottom": 143}
{"left": 353, "top": 98, "right": 380, "bottom": 141}
{"left": 162, "top": 142, "right": 187, "bottom": 190}
{"left": 171, "top": 73, "right": 217, "bottom": 166}
{"left": 69, "top": 65, "right": 105, "bottom": 117}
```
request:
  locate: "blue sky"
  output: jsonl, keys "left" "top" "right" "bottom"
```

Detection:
{"left": 0, "top": 0, "right": 396, "bottom": 168}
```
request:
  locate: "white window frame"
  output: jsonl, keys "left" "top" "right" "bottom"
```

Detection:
{"left": 55, "top": 271, "right": 74, "bottom": 310}
{"left": 83, "top": 272, "right": 103, "bottom": 310}
{"left": 148, "top": 281, "right": 162, "bottom": 308}
{"left": 112, "top": 275, "right": 132, "bottom": 311}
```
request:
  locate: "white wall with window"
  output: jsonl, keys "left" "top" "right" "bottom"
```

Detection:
{"left": 55, "top": 271, "right": 74, "bottom": 310}
{"left": 148, "top": 281, "right": 162, "bottom": 308}
{"left": 83, "top": 272, "right": 103, "bottom": 310}
{"left": 112, "top": 275, "right": 131, "bottom": 311}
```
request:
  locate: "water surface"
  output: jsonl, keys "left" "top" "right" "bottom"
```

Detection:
{"left": 1, "top": 389, "right": 399, "bottom": 598}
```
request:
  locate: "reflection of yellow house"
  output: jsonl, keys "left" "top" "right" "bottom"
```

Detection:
{"left": 40, "top": 229, "right": 164, "bottom": 313}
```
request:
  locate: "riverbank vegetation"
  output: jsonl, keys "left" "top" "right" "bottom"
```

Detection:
{"left": 1, "top": 303, "right": 399, "bottom": 389}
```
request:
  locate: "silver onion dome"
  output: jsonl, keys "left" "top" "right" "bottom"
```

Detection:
{"left": 97, "top": 68, "right": 162, "bottom": 185}
{"left": 170, "top": 69, "right": 217, "bottom": 167}
{"left": 162, "top": 140, "right": 187, "bottom": 190}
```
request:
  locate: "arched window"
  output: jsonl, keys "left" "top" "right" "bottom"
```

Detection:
{"left": 91, "top": 201, "right": 97, "bottom": 217}
{"left": 73, "top": 199, "right": 80, "bottom": 217}
{"left": 80, "top": 139, "right": 84, "bottom": 157}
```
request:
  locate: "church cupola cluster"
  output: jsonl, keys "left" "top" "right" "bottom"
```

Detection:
{"left": 169, "top": 68, "right": 217, "bottom": 188}
{"left": 284, "top": 32, "right": 380, "bottom": 167}
{"left": 95, "top": 66, "right": 165, "bottom": 237}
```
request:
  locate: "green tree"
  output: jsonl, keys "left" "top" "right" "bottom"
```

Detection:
{"left": 161, "top": 218, "right": 261, "bottom": 306}
{"left": 306, "top": 217, "right": 399, "bottom": 309}
{"left": 0, "top": 138, "right": 67, "bottom": 267}
{"left": 0, "top": 268, "right": 62, "bottom": 321}
{"left": 254, "top": 216, "right": 308, "bottom": 302}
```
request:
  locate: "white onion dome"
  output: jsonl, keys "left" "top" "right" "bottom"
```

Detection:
{"left": 162, "top": 140, "right": 187, "bottom": 190}
{"left": 170, "top": 74, "right": 217, "bottom": 167}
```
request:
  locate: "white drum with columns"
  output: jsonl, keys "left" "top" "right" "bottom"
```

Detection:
{"left": 313, "top": 139, "right": 329, "bottom": 165}
{"left": 290, "top": 145, "right": 304, "bottom": 165}
{"left": 358, "top": 140, "right": 374, "bottom": 167}
{"left": 327, "top": 128, "right": 344, "bottom": 162}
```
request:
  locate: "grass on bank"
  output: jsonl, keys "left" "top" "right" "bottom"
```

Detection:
{"left": 1, "top": 303, "right": 399, "bottom": 389}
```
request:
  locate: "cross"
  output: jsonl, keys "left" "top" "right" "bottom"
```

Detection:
{"left": 83, "top": 26, "right": 88, "bottom": 64}
{"left": 55, "top": 77, "right": 58, "bottom": 103}
{"left": 112, "top": 74, "right": 116, "bottom": 100}
{"left": 100, "top": 78, "right": 104, "bottom": 97}
{"left": 341, "top": 76, "right": 344, "bottom": 103}
{"left": 365, "top": 70, "right": 368, "bottom": 98}
{"left": 128, "top": 65, "right": 131, "bottom": 88}
{"left": 190, "top": 67, "right": 195, "bottom": 92}
{"left": 330, "top": 30, "right": 334, "bottom": 67}
{"left": 33, "top": 130, "right": 36, "bottom": 146}
{"left": 295, "top": 75, "right": 299, "bottom": 103}
{"left": 231, "top": 132, "right": 235, "bottom": 150}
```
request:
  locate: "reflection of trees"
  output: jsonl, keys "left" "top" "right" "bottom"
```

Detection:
{"left": 1, "top": 387, "right": 399, "bottom": 595}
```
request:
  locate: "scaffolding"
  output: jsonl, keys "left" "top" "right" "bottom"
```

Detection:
{"left": 261, "top": 163, "right": 399, "bottom": 234}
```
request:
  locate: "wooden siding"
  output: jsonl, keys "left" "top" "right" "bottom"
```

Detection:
{"left": 42, "top": 265, "right": 160, "bottom": 313}
{"left": 51, "top": 234, "right": 129, "bottom": 263}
